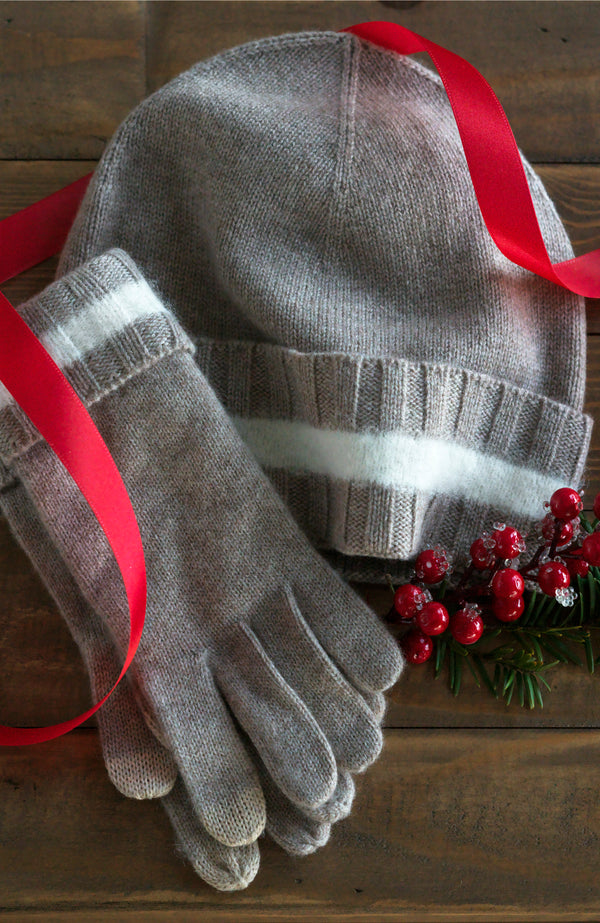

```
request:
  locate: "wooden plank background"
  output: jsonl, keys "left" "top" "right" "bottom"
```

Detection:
{"left": 0, "top": 2, "right": 599, "bottom": 920}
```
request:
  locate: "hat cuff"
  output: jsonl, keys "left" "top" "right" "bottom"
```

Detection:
{"left": 196, "top": 336, "right": 593, "bottom": 578}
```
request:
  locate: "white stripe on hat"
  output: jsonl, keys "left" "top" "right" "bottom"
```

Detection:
{"left": 232, "top": 415, "right": 565, "bottom": 520}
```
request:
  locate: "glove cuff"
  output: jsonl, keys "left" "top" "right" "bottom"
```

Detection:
{"left": 0, "top": 249, "right": 194, "bottom": 465}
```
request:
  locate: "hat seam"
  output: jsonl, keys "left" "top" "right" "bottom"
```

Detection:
{"left": 321, "top": 31, "right": 360, "bottom": 292}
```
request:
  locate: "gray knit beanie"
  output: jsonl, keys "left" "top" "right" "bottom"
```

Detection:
{"left": 58, "top": 28, "right": 593, "bottom": 581}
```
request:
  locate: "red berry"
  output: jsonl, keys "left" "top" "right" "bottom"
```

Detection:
{"left": 491, "top": 567, "right": 525, "bottom": 599}
{"left": 582, "top": 533, "right": 600, "bottom": 567}
{"left": 393, "top": 583, "right": 427, "bottom": 621}
{"left": 470, "top": 537, "right": 495, "bottom": 570}
{"left": 491, "top": 526, "right": 524, "bottom": 559}
{"left": 400, "top": 629, "right": 433, "bottom": 664}
{"left": 414, "top": 548, "right": 449, "bottom": 584}
{"left": 541, "top": 515, "right": 573, "bottom": 547}
{"left": 450, "top": 607, "right": 484, "bottom": 645}
{"left": 492, "top": 595, "right": 525, "bottom": 623}
{"left": 567, "top": 556, "right": 590, "bottom": 578}
{"left": 416, "top": 601, "right": 450, "bottom": 636}
{"left": 550, "top": 487, "right": 583, "bottom": 522}
{"left": 594, "top": 493, "right": 600, "bottom": 521}
{"left": 537, "top": 561, "right": 570, "bottom": 596}
{"left": 558, "top": 522, "right": 574, "bottom": 546}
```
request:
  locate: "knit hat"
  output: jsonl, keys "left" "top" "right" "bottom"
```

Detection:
{"left": 57, "top": 29, "right": 593, "bottom": 581}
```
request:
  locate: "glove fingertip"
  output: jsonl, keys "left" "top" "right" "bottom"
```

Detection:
{"left": 268, "top": 821, "right": 331, "bottom": 857}
{"left": 193, "top": 845, "right": 260, "bottom": 891}
{"left": 361, "top": 690, "right": 388, "bottom": 723}
{"left": 106, "top": 753, "right": 178, "bottom": 800}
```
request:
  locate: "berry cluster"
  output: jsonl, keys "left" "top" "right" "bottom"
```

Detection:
{"left": 390, "top": 486, "right": 600, "bottom": 665}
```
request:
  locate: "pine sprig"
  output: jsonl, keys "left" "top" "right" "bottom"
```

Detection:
{"left": 390, "top": 492, "right": 600, "bottom": 709}
{"left": 430, "top": 569, "right": 600, "bottom": 708}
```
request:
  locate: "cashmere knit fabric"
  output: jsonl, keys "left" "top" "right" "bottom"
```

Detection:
{"left": 57, "top": 29, "right": 593, "bottom": 582}
{"left": 0, "top": 479, "right": 364, "bottom": 888}
{"left": 0, "top": 249, "right": 402, "bottom": 853}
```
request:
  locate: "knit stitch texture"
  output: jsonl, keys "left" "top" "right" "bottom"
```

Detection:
{"left": 57, "top": 30, "right": 593, "bottom": 580}
{"left": 0, "top": 248, "right": 403, "bottom": 855}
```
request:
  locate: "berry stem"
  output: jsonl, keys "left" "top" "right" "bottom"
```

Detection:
{"left": 548, "top": 520, "right": 562, "bottom": 559}
{"left": 384, "top": 573, "right": 397, "bottom": 622}
{"left": 456, "top": 562, "right": 475, "bottom": 592}
{"left": 485, "top": 557, "right": 505, "bottom": 591}
{"left": 519, "top": 543, "right": 546, "bottom": 578}
{"left": 384, "top": 573, "right": 396, "bottom": 596}
{"left": 554, "top": 542, "right": 583, "bottom": 558}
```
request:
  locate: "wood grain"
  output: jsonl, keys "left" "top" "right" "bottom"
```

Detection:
{"left": 2, "top": 730, "right": 600, "bottom": 921}
{"left": 539, "top": 166, "right": 600, "bottom": 255}
{"left": 1, "top": 2, "right": 597, "bottom": 164}
{"left": 145, "top": 1, "right": 600, "bottom": 163}
{"left": 0, "top": 2, "right": 145, "bottom": 159}
{"left": 1, "top": 5, "right": 599, "bottom": 920}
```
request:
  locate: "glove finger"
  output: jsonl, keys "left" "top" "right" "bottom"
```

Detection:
{"left": 294, "top": 571, "right": 404, "bottom": 693}
{"left": 361, "top": 690, "right": 387, "bottom": 723}
{"left": 301, "top": 770, "right": 355, "bottom": 824}
{"left": 0, "top": 484, "right": 177, "bottom": 798}
{"left": 6, "top": 468, "right": 264, "bottom": 845}
{"left": 214, "top": 623, "right": 337, "bottom": 810}
{"left": 252, "top": 585, "right": 383, "bottom": 772}
{"left": 93, "top": 667, "right": 178, "bottom": 799}
{"left": 148, "top": 652, "right": 266, "bottom": 848}
{"left": 260, "top": 768, "right": 330, "bottom": 857}
{"left": 83, "top": 621, "right": 178, "bottom": 799}
{"left": 162, "top": 776, "right": 260, "bottom": 891}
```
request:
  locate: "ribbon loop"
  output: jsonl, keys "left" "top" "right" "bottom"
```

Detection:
{"left": 0, "top": 173, "right": 146, "bottom": 747}
{"left": 342, "top": 22, "right": 600, "bottom": 298}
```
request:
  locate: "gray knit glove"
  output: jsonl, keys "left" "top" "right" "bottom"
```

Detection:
{"left": 0, "top": 483, "right": 361, "bottom": 890}
{"left": 0, "top": 249, "right": 403, "bottom": 852}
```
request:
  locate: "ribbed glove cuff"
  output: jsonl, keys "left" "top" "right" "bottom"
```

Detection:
{"left": 0, "top": 249, "right": 194, "bottom": 466}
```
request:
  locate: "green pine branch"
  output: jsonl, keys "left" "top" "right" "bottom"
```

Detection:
{"left": 431, "top": 563, "right": 600, "bottom": 709}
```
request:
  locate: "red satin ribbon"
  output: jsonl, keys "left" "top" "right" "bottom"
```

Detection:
{"left": 341, "top": 21, "right": 600, "bottom": 298}
{"left": 0, "top": 174, "right": 92, "bottom": 284}
{"left": 0, "top": 175, "right": 146, "bottom": 746}
{"left": 0, "top": 20, "right": 597, "bottom": 746}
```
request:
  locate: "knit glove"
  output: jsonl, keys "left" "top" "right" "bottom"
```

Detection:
{"left": 0, "top": 482, "right": 365, "bottom": 890}
{"left": 0, "top": 249, "right": 403, "bottom": 851}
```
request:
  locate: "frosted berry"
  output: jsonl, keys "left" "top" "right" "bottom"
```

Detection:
{"left": 470, "top": 537, "right": 496, "bottom": 570}
{"left": 582, "top": 533, "right": 600, "bottom": 567}
{"left": 594, "top": 492, "right": 600, "bottom": 521}
{"left": 550, "top": 487, "right": 583, "bottom": 522}
{"left": 491, "top": 526, "right": 524, "bottom": 559}
{"left": 566, "top": 556, "right": 590, "bottom": 578}
{"left": 537, "top": 561, "right": 570, "bottom": 596}
{"left": 541, "top": 515, "right": 573, "bottom": 547}
{"left": 414, "top": 547, "right": 449, "bottom": 584}
{"left": 393, "top": 583, "right": 427, "bottom": 621}
{"left": 556, "top": 585, "right": 578, "bottom": 607}
{"left": 401, "top": 629, "right": 433, "bottom": 664}
{"left": 491, "top": 567, "right": 525, "bottom": 599}
{"left": 450, "top": 606, "right": 484, "bottom": 645}
{"left": 416, "top": 601, "right": 449, "bottom": 636}
{"left": 492, "top": 595, "right": 525, "bottom": 623}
